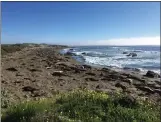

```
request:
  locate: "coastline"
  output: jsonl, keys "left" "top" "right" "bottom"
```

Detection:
{"left": 1, "top": 44, "right": 161, "bottom": 107}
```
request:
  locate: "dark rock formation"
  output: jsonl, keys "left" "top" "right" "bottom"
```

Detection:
{"left": 123, "top": 52, "right": 128, "bottom": 54}
{"left": 145, "top": 71, "right": 160, "bottom": 78}
{"left": 6, "top": 67, "right": 17, "bottom": 72}
{"left": 126, "top": 53, "right": 137, "bottom": 57}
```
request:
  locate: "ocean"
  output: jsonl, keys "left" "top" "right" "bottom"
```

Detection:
{"left": 62, "top": 46, "right": 160, "bottom": 74}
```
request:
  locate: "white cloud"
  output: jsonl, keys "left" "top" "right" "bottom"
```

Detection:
{"left": 71, "top": 36, "right": 160, "bottom": 46}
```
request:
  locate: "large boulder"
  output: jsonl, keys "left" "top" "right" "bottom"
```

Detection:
{"left": 145, "top": 71, "right": 160, "bottom": 78}
{"left": 126, "top": 53, "right": 137, "bottom": 57}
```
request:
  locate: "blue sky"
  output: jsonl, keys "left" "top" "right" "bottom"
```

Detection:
{"left": 2, "top": 2, "right": 160, "bottom": 45}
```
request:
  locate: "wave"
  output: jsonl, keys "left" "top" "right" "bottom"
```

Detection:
{"left": 61, "top": 46, "right": 160, "bottom": 74}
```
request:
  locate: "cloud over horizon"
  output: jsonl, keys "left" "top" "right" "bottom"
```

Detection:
{"left": 71, "top": 36, "right": 160, "bottom": 46}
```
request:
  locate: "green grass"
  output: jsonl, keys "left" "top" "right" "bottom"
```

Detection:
{"left": 1, "top": 89, "right": 160, "bottom": 122}
{"left": 1, "top": 43, "right": 29, "bottom": 55}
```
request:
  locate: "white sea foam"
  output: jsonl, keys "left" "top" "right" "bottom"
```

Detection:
{"left": 70, "top": 46, "right": 160, "bottom": 73}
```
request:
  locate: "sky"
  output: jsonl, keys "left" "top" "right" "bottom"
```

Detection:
{"left": 1, "top": 2, "right": 160, "bottom": 45}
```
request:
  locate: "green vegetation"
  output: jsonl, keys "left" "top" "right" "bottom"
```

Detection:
{"left": 1, "top": 43, "right": 29, "bottom": 55}
{"left": 1, "top": 89, "right": 160, "bottom": 122}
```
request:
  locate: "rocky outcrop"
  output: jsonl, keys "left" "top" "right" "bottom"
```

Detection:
{"left": 82, "top": 52, "right": 86, "bottom": 55}
{"left": 123, "top": 52, "right": 128, "bottom": 54}
{"left": 136, "top": 86, "right": 154, "bottom": 94}
{"left": 66, "top": 52, "right": 76, "bottom": 56}
{"left": 6, "top": 67, "right": 17, "bottom": 72}
{"left": 145, "top": 71, "right": 160, "bottom": 78}
{"left": 126, "top": 53, "right": 137, "bottom": 57}
{"left": 52, "top": 71, "right": 67, "bottom": 77}
{"left": 85, "top": 77, "right": 98, "bottom": 81}
{"left": 115, "top": 82, "right": 127, "bottom": 90}
{"left": 22, "top": 86, "right": 38, "bottom": 93}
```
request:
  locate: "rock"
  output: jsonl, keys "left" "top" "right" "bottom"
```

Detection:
{"left": 52, "top": 71, "right": 67, "bottom": 77}
{"left": 46, "top": 67, "right": 52, "bottom": 69}
{"left": 86, "top": 72, "right": 96, "bottom": 76}
{"left": 101, "top": 68, "right": 110, "bottom": 72}
{"left": 82, "top": 52, "right": 86, "bottom": 55}
{"left": 145, "top": 71, "right": 160, "bottom": 78}
{"left": 29, "top": 68, "right": 41, "bottom": 72}
{"left": 123, "top": 52, "right": 128, "bottom": 54}
{"left": 6, "top": 67, "right": 17, "bottom": 72}
{"left": 95, "top": 84, "right": 104, "bottom": 89}
{"left": 85, "top": 77, "right": 98, "bottom": 81}
{"left": 115, "top": 82, "right": 127, "bottom": 90}
{"left": 147, "top": 82, "right": 161, "bottom": 89}
{"left": 126, "top": 53, "right": 137, "bottom": 57}
{"left": 136, "top": 86, "right": 154, "bottom": 94}
{"left": 66, "top": 52, "right": 76, "bottom": 56}
{"left": 155, "top": 80, "right": 161, "bottom": 85}
{"left": 22, "top": 86, "right": 38, "bottom": 93}
{"left": 69, "top": 48, "right": 74, "bottom": 51}
{"left": 82, "top": 65, "right": 92, "bottom": 69}
{"left": 32, "top": 91, "right": 46, "bottom": 97}
{"left": 154, "top": 89, "right": 161, "bottom": 95}
{"left": 124, "top": 67, "right": 141, "bottom": 72}
{"left": 123, "top": 79, "right": 133, "bottom": 84}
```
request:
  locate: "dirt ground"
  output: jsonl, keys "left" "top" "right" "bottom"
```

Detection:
{"left": 1, "top": 45, "right": 161, "bottom": 106}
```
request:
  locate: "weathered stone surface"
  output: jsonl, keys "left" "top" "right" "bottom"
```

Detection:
{"left": 145, "top": 71, "right": 160, "bottom": 78}
{"left": 123, "top": 52, "right": 128, "bottom": 54}
{"left": 154, "top": 89, "right": 161, "bottom": 95}
{"left": 115, "top": 82, "right": 127, "bottom": 90}
{"left": 86, "top": 72, "right": 96, "bottom": 76}
{"left": 136, "top": 86, "right": 154, "bottom": 94}
{"left": 6, "top": 67, "right": 17, "bottom": 72}
{"left": 22, "top": 86, "right": 38, "bottom": 93}
{"left": 52, "top": 71, "right": 67, "bottom": 77}
{"left": 85, "top": 77, "right": 98, "bottom": 81}
{"left": 126, "top": 53, "right": 137, "bottom": 57}
{"left": 123, "top": 79, "right": 133, "bottom": 84}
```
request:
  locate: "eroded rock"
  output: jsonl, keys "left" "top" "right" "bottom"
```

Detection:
{"left": 6, "top": 67, "right": 17, "bottom": 72}
{"left": 145, "top": 71, "right": 160, "bottom": 78}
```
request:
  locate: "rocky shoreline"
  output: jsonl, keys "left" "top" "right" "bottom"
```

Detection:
{"left": 1, "top": 44, "right": 161, "bottom": 108}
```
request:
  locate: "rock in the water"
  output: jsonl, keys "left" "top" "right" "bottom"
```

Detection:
{"left": 6, "top": 67, "right": 17, "bottom": 72}
{"left": 126, "top": 53, "right": 137, "bottom": 57}
{"left": 66, "top": 52, "right": 76, "bottom": 56}
{"left": 145, "top": 71, "right": 160, "bottom": 78}
{"left": 82, "top": 52, "right": 86, "bottom": 55}
{"left": 69, "top": 48, "right": 74, "bottom": 51}
{"left": 123, "top": 52, "right": 128, "bottom": 54}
